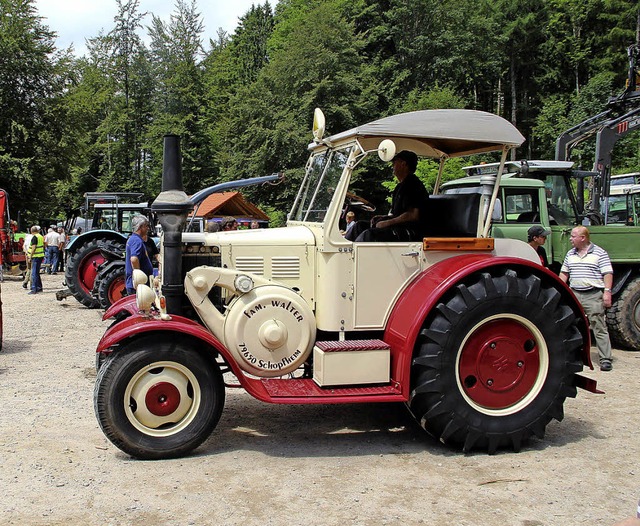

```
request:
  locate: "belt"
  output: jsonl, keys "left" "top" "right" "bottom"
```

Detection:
{"left": 572, "top": 288, "right": 602, "bottom": 293}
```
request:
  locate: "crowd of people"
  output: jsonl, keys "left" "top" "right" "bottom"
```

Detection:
{"left": 22, "top": 224, "right": 69, "bottom": 294}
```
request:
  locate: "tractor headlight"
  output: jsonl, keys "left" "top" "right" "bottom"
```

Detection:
{"left": 136, "top": 284, "right": 155, "bottom": 311}
{"left": 132, "top": 269, "right": 148, "bottom": 289}
{"left": 234, "top": 274, "right": 254, "bottom": 294}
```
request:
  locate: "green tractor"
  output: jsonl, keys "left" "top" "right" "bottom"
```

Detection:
{"left": 442, "top": 160, "right": 640, "bottom": 350}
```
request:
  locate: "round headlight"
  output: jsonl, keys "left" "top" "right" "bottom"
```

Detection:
{"left": 136, "top": 284, "right": 155, "bottom": 311}
{"left": 234, "top": 275, "right": 254, "bottom": 294}
{"left": 132, "top": 269, "right": 148, "bottom": 289}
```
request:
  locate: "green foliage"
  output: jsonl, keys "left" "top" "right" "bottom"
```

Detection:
{"left": 1, "top": 0, "right": 639, "bottom": 224}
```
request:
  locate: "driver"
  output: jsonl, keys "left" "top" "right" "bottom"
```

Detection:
{"left": 346, "top": 150, "right": 429, "bottom": 242}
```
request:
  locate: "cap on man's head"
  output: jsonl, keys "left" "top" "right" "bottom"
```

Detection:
{"left": 527, "top": 225, "right": 551, "bottom": 240}
{"left": 392, "top": 150, "right": 418, "bottom": 172}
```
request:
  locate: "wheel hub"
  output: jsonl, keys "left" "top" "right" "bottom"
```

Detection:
{"left": 145, "top": 382, "right": 181, "bottom": 416}
{"left": 459, "top": 319, "right": 541, "bottom": 410}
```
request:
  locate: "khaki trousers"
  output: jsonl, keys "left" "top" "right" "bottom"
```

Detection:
{"left": 573, "top": 289, "right": 613, "bottom": 364}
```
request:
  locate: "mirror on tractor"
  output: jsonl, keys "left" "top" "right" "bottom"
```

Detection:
{"left": 132, "top": 269, "right": 148, "bottom": 289}
{"left": 378, "top": 139, "right": 397, "bottom": 162}
{"left": 312, "top": 108, "right": 325, "bottom": 142}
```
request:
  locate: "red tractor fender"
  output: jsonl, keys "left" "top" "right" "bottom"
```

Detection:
{"left": 102, "top": 294, "right": 138, "bottom": 321}
{"left": 384, "top": 254, "right": 592, "bottom": 399}
{"left": 96, "top": 311, "right": 249, "bottom": 381}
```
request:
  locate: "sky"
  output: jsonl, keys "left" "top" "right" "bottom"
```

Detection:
{"left": 34, "top": 0, "right": 263, "bottom": 56}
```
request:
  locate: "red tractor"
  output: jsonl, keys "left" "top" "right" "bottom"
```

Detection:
{"left": 94, "top": 110, "right": 599, "bottom": 459}
{"left": 0, "top": 189, "right": 26, "bottom": 281}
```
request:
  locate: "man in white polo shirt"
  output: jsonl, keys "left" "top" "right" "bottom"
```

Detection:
{"left": 560, "top": 226, "right": 614, "bottom": 371}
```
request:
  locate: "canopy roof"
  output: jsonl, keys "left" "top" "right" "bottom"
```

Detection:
{"left": 190, "top": 191, "right": 269, "bottom": 221}
{"left": 315, "top": 110, "right": 525, "bottom": 158}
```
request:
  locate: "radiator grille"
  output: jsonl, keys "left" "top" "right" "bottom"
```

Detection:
{"left": 272, "top": 256, "right": 300, "bottom": 279}
{"left": 235, "top": 256, "right": 264, "bottom": 275}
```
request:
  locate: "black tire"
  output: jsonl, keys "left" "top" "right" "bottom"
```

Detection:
{"left": 607, "top": 277, "right": 640, "bottom": 350}
{"left": 65, "top": 239, "right": 124, "bottom": 308}
{"left": 94, "top": 337, "right": 225, "bottom": 459}
{"left": 408, "top": 268, "right": 584, "bottom": 454}
{"left": 97, "top": 265, "right": 127, "bottom": 309}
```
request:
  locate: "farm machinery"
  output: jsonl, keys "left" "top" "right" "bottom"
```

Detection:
{"left": 93, "top": 109, "right": 598, "bottom": 459}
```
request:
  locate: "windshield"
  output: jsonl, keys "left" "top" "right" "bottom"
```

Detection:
{"left": 290, "top": 146, "right": 353, "bottom": 223}
{"left": 545, "top": 176, "right": 576, "bottom": 225}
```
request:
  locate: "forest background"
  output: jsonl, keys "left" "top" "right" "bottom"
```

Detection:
{"left": 1, "top": 0, "right": 639, "bottom": 226}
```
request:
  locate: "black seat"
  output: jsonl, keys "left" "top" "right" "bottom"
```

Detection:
{"left": 423, "top": 193, "right": 481, "bottom": 237}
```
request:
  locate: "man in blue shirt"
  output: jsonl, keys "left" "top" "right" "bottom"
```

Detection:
{"left": 125, "top": 215, "right": 154, "bottom": 295}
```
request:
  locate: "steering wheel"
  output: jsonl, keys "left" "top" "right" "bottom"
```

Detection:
{"left": 345, "top": 191, "right": 376, "bottom": 213}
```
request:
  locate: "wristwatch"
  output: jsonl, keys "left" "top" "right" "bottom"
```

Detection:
{"left": 604, "top": 288, "right": 611, "bottom": 292}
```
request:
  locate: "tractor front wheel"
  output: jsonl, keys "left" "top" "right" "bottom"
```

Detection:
{"left": 408, "top": 268, "right": 584, "bottom": 454}
{"left": 97, "top": 265, "right": 127, "bottom": 309}
{"left": 94, "top": 337, "right": 225, "bottom": 459}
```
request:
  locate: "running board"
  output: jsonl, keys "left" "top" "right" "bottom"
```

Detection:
{"left": 260, "top": 378, "right": 402, "bottom": 400}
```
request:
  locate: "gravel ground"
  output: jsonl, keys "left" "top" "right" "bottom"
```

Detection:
{"left": 1, "top": 273, "right": 639, "bottom": 526}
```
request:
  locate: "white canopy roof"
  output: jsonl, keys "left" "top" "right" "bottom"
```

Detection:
{"left": 314, "top": 109, "right": 525, "bottom": 158}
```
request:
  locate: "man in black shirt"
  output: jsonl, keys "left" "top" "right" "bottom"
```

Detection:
{"left": 352, "top": 150, "right": 429, "bottom": 242}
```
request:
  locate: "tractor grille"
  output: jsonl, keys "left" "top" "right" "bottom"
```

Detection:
{"left": 235, "top": 256, "right": 264, "bottom": 275}
{"left": 272, "top": 256, "right": 300, "bottom": 278}
{"left": 181, "top": 244, "right": 222, "bottom": 311}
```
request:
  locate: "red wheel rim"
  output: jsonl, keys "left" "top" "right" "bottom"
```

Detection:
{"left": 107, "top": 276, "right": 126, "bottom": 304}
{"left": 78, "top": 250, "right": 105, "bottom": 293}
{"left": 145, "top": 382, "right": 181, "bottom": 417}
{"left": 458, "top": 318, "right": 543, "bottom": 410}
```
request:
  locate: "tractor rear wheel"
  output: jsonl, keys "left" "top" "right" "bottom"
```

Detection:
{"left": 408, "top": 268, "right": 584, "bottom": 454}
{"left": 97, "top": 265, "right": 127, "bottom": 309}
{"left": 94, "top": 337, "right": 225, "bottom": 459}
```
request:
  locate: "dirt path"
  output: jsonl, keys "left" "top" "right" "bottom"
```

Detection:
{"left": 1, "top": 273, "right": 639, "bottom": 525}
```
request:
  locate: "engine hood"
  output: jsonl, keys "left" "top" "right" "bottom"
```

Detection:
{"left": 182, "top": 225, "right": 316, "bottom": 248}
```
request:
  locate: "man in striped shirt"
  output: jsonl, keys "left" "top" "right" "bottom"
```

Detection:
{"left": 559, "top": 226, "right": 614, "bottom": 371}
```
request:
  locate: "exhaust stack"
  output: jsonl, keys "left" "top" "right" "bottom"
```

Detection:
{"left": 151, "top": 135, "right": 193, "bottom": 315}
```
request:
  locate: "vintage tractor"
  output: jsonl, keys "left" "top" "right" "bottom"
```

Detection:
{"left": 0, "top": 189, "right": 26, "bottom": 280}
{"left": 94, "top": 109, "right": 598, "bottom": 460}
{"left": 62, "top": 193, "right": 152, "bottom": 308}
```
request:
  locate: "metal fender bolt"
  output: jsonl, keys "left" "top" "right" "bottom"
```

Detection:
{"left": 341, "top": 292, "right": 347, "bottom": 298}
{"left": 517, "top": 361, "right": 524, "bottom": 367}
{"left": 490, "top": 342, "right": 496, "bottom": 349}
{"left": 487, "top": 379, "right": 494, "bottom": 386}
{"left": 193, "top": 276, "right": 208, "bottom": 291}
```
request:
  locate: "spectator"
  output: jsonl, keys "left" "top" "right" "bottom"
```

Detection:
{"left": 22, "top": 225, "right": 36, "bottom": 289}
{"left": 344, "top": 211, "right": 356, "bottom": 236}
{"left": 206, "top": 221, "right": 220, "bottom": 233}
{"left": 221, "top": 217, "right": 238, "bottom": 231}
{"left": 27, "top": 225, "right": 45, "bottom": 294}
{"left": 57, "top": 227, "right": 67, "bottom": 272}
{"left": 559, "top": 226, "right": 614, "bottom": 371}
{"left": 250, "top": 220, "right": 260, "bottom": 229}
{"left": 125, "top": 215, "right": 154, "bottom": 295}
{"left": 527, "top": 225, "right": 550, "bottom": 267}
{"left": 44, "top": 226, "right": 61, "bottom": 275}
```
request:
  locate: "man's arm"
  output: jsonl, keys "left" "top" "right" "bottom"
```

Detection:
{"left": 376, "top": 208, "right": 420, "bottom": 229}
{"left": 603, "top": 272, "right": 613, "bottom": 308}
{"left": 130, "top": 255, "right": 141, "bottom": 270}
{"left": 559, "top": 271, "right": 569, "bottom": 283}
